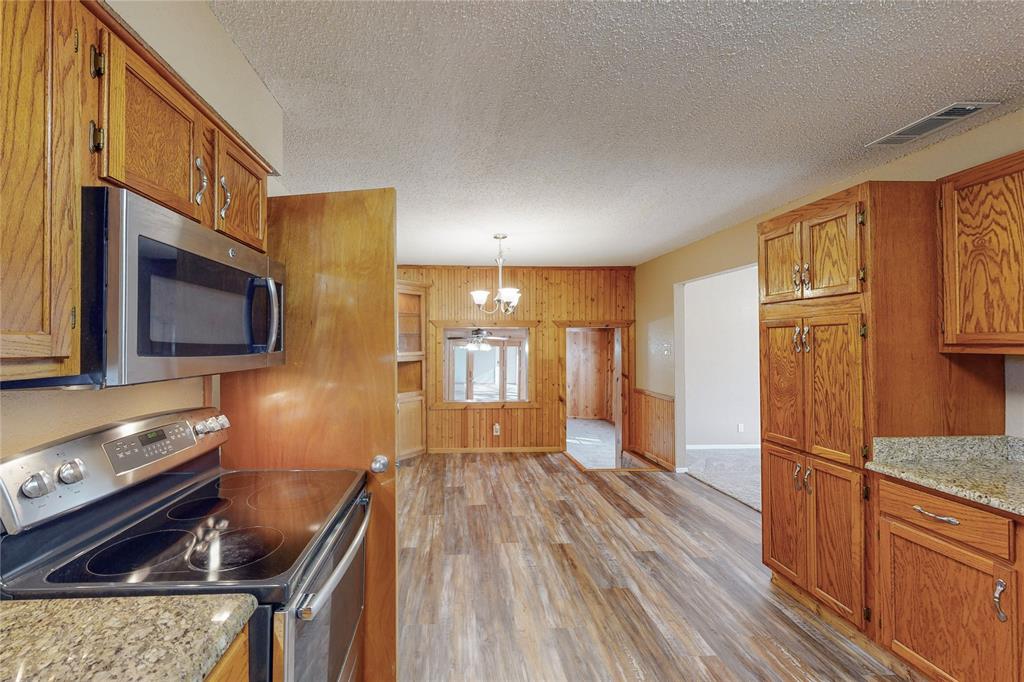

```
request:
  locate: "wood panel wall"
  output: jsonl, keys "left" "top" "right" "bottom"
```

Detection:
{"left": 395, "top": 266, "right": 635, "bottom": 452}
{"left": 566, "top": 328, "right": 614, "bottom": 420}
{"left": 628, "top": 388, "right": 675, "bottom": 469}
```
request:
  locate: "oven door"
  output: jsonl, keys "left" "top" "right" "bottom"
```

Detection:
{"left": 107, "top": 188, "right": 281, "bottom": 385}
{"left": 276, "top": 493, "right": 370, "bottom": 682}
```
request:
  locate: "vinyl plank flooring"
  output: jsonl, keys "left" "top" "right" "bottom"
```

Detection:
{"left": 398, "top": 452, "right": 900, "bottom": 682}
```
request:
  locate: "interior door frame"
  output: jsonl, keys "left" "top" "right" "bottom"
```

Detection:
{"left": 556, "top": 320, "right": 633, "bottom": 463}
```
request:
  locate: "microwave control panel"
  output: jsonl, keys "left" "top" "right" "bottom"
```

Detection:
{"left": 102, "top": 422, "right": 197, "bottom": 475}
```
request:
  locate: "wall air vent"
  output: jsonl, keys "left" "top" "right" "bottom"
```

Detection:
{"left": 865, "top": 101, "right": 1000, "bottom": 147}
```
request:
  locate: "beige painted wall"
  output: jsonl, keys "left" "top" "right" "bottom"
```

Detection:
{"left": 107, "top": 0, "right": 284, "bottom": 176}
{"left": 635, "top": 107, "right": 1024, "bottom": 435}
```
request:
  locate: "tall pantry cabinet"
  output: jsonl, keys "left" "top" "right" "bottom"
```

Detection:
{"left": 757, "top": 181, "right": 1004, "bottom": 632}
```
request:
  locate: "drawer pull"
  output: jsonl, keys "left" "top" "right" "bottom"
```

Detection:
{"left": 912, "top": 504, "right": 960, "bottom": 526}
{"left": 792, "top": 463, "right": 802, "bottom": 491}
{"left": 993, "top": 579, "right": 1008, "bottom": 623}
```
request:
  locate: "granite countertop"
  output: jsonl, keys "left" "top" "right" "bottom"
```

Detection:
{"left": 867, "top": 436, "right": 1024, "bottom": 517}
{"left": 0, "top": 594, "right": 256, "bottom": 682}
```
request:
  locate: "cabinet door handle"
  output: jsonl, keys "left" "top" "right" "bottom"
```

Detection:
{"left": 912, "top": 505, "right": 960, "bottom": 526}
{"left": 993, "top": 579, "right": 1008, "bottom": 623}
{"left": 219, "top": 176, "right": 232, "bottom": 219}
{"left": 793, "top": 326, "right": 802, "bottom": 353}
{"left": 801, "top": 262, "right": 811, "bottom": 290}
{"left": 803, "top": 467, "right": 812, "bottom": 494}
{"left": 792, "top": 463, "right": 802, "bottom": 491}
{"left": 195, "top": 157, "right": 208, "bottom": 205}
{"left": 801, "top": 326, "right": 810, "bottom": 353}
{"left": 792, "top": 264, "right": 801, "bottom": 292}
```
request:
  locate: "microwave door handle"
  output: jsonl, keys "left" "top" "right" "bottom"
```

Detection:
{"left": 296, "top": 494, "right": 372, "bottom": 622}
{"left": 266, "top": 276, "right": 279, "bottom": 353}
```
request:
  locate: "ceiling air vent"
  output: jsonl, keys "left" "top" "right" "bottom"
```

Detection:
{"left": 865, "top": 101, "right": 1000, "bottom": 147}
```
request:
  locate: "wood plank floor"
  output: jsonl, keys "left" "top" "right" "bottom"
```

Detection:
{"left": 398, "top": 452, "right": 900, "bottom": 681}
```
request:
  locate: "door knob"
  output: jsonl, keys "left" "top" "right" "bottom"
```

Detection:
{"left": 370, "top": 454, "right": 390, "bottom": 473}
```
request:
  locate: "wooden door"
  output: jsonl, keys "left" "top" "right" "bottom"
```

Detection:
{"left": 761, "top": 444, "right": 807, "bottom": 586}
{"left": 0, "top": 0, "right": 79, "bottom": 380}
{"left": 879, "top": 518, "right": 1017, "bottom": 681}
{"left": 215, "top": 131, "right": 267, "bottom": 251}
{"left": 758, "top": 222, "right": 802, "bottom": 303}
{"left": 102, "top": 30, "right": 203, "bottom": 219}
{"left": 219, "top": 188, "right": 398, "bottom": 681}
{"left": 800, "top": 203, "right": 861, "bottom": 299}
{"left": 940, "top": 151, "right": 1024, "bottom": 347}
{"left": 760, "top": 318, "right": 804, "bottom": 450}
{"left": 803, "top": 314, "right": 864, "bottom": 467}
{"left": 805, "top": 458, "right": 864, "bottom": 628}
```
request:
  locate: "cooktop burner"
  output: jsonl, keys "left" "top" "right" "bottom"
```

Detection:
{"left": 86, "top": 530, "right": 195, "bottom": 576}
{"left": 45, "top": 469, "right": 361, "bottom": 586}
{"left": 188, "top": 526, "right": 285, "bottom": 571}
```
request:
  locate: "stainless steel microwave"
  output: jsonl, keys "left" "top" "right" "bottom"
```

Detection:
{"left": 3, "top": 188, "right": 284, "bottom": 388}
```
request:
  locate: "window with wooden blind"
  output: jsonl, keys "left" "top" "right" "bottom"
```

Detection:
{"left": 443, "top": 328, "right": 529, "bottom": 402}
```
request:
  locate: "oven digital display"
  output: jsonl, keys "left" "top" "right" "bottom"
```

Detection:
{"left": 138, "top": 429, "right": 167, "bottom": 446}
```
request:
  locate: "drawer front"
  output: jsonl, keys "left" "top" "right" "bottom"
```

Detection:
{"left": 879, "top": 479, "right": 1013, "bottom": 561}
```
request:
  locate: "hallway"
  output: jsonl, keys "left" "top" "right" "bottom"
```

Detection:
{"left": 397, "top": 452, "right": 900, "bottom": 681}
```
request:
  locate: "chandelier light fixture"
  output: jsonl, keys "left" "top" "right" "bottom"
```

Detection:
{"left": 470, "top": 233, "right": 521, "bottom": 315}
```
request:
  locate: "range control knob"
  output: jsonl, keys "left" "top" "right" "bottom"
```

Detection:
{"left": 57, "top": 458, "right": 87, "bottom": 485}
{"left": 21, "top": 471, "right": 56, "bottom": 499}
{"left": 204, "top": 417, "right": 222, "bottom": 433}
{"left": 216, "top": 414, "right": 231, "bottom": 430}
{"left": 194, "top": 420, "right": 210, "bottom": 436}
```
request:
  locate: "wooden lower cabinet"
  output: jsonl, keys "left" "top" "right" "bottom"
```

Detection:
{"left": 206, "top": 624, "right": 249, "bottom": 682}
{"left": 762, "top": 444, "right": 806, "bottom": 584}
{"left": 762, "top": 444, "right": 865, "bottom": 628}
{"left": 879, "top": 518, "right": 1018, "bottom": 681}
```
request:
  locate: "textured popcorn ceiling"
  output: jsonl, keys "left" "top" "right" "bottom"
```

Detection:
{"left": 209, "top": 1, "right": 1024, "bottom": 266}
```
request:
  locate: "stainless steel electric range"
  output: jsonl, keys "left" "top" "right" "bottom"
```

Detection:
{"left": 0, "top": 407, "right": 369, "bottom": 682}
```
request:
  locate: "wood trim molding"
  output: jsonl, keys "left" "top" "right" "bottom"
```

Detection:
{"left": 429, "top": 319, "right": 542, "bottom": 328}
{"left": 430, "top": 400, "right": 541, "bottom": 411}
{"left": 554, "top": 320, "right": 634, "bottom": 328}
{"left": 427, "top": 446, "right": 559, "bottom": 454}
{"left": 633, "top": 387, "right": 674, "bottom": 402}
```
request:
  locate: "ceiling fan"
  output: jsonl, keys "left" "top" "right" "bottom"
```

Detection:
{"left": 448, "top": 328, "right": 510, "bottom": 342}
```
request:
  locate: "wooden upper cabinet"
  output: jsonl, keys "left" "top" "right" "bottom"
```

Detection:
{"left": 760, "top": 318, "right": 805, "bottom": 450}
{"left": 0, "top": 0, "right": 79, "bottom": 380}
{"left": 802, "top": 314, "right": 864, "bottom": 467}
{"left": 758, "top": 223, "right": 802, "bottom": 303}
{"left": 940, "top": 150, "right": 1024, "bottom": 352}
{"left": 215, "top": 132, "right": 267, "bottom": 251}
{"left": 879, "top": 518, "right": 1017, "bottom": 681}
{"left": 761, "top": 444, "right": 807, "bottom": 586}
{"left": 800, "top": 203, "right": 862, "bottom": 299}
{"left": 805, "top": 458, "right": 863, "bottom": 629}
{"left": 101, "top": 30, "right": 203, "bottom": 220}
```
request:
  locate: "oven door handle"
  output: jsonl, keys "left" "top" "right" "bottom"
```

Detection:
{"left": 295, "top": 494, "right": 372, "bottom": 621}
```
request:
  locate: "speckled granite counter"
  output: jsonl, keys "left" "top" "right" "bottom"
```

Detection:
{"left": 0, "top": 594, "right": 256, "bottom": 682}
{"left": 867, "top": 436, "right": 1024, "bottom": 517}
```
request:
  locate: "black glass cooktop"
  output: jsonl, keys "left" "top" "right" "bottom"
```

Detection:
{"left": 45, "top": 469, "right": 362, "bottom": 586}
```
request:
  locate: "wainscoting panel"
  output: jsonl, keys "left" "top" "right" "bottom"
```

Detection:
{"left": 628, "top": 388, "right": 675, "bottom": 469}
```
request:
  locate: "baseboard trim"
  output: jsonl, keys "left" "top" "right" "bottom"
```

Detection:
{"left": 426, "top": 446, "right": 559, "bottom": 454}
{"left": 686, "top": 444, "right": 760, "bottom": 450}
{"left": 675, "top": 467, "right": 688, "bottom": 473}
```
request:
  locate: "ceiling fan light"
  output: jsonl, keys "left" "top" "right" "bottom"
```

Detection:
{"left": 470, "top": 290, "right": 490, "bottom": 306}
{"left": 465, "top": 342, "right": 479, "bottom": 351}
{"left": 477, "top": 342, "right": 492, "bottom": 351}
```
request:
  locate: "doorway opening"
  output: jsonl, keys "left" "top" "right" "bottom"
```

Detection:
{"left": 564, "top": 327, "right": 652, "bottom": 469}
{"left": 674, "top": 265, "right": 761, "bottom": 509}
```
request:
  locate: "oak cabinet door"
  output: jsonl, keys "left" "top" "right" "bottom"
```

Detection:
{"left": 805, "top": 458, "right": 863, "bottom": 628}
{"left": 758, "top": 222, "right": 802, "bottom": 303}
{"left": 760, "top": 319, "right": 804, "bottom": 450}
{"left": 0, "top": 0, "right": 78, "bottom": 379}
{"left": 102, "top": 31, "right": 202, "bottom": 220}
{"left": 879, "top": 519, "right": 1018, "bottom": 682}
{"left": 761, "top": 444, "right": 806, "bottom": 586}
{"left": 940, "top": 155, "right": 1024, "bottom": 347}
{"left": 215, "top": 132, "right": 267, "bottom": 252}
{"left": 803, "top": 314, "right": 864, "bottom": 467}
{"left": 800, "top": 203, "right": 861, "bottom": 299}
